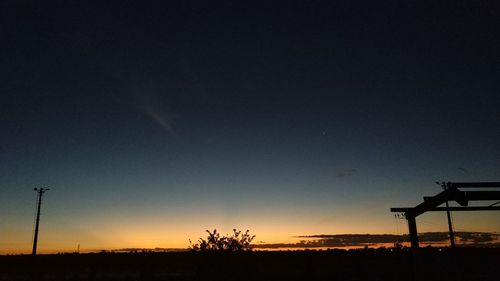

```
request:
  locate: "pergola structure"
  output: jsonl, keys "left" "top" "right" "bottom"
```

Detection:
{"left": 390, "top": 182, "right": 500, "bottom": 249}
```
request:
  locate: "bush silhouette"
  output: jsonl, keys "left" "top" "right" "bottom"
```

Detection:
{"left": 189, "top": 229, "right": 255, "bottom": 251}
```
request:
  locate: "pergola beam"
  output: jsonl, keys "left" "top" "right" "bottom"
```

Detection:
{"left": 391, "top": 206, "right": 500, "bottom": 212}
{"left": 448, "top": 182, "right": 500, "bottom": 188}
{"left": 460, "top": 191, "right": 500, "bottom": 201}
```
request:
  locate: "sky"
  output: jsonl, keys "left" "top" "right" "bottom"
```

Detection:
{"left": 1, "top": 1, "right": 499, "bottom": 254}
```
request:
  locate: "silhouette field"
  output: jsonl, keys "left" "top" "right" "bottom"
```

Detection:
{"left": 1, "top": 247, "right": 499, "bottom": 281}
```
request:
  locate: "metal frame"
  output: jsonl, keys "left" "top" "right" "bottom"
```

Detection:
{"left": 390, "top": 182, "right": 500, "bottom": 249}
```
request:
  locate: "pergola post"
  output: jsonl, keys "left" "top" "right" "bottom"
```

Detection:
{"left": 406, "top": 215, "right": 419, "bottom": 249}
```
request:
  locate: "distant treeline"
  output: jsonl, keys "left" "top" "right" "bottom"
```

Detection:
{"left": 254, "top": 232, "right": 500, "bottom": 249}
{"left": 106, "top": 232, "right": 500, "bottom": 253}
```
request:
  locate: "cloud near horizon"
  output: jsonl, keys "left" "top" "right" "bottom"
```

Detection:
{"left": 253, "top": 232, "right": 500, "bottom": 249}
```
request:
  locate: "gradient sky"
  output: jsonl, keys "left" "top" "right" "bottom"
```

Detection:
{"left": 1, "top": 1, "right": 499, "bottom": 254}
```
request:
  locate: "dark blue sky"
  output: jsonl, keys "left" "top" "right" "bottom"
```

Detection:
{"left": 1, "top": 1, "right": 499, "bottom": 253}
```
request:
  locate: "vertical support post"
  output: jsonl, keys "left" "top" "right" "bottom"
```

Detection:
{"left": 407, "top": 214, "right": 419, "bottom": 249}
{"left": 32, "top": 188, "right": 49, "bottom": 256}
{"left": 443, "top": 182, "right": 456, "bottom": 248}
{"left": 445, "top": 200, "right": 456, "bottom": 248}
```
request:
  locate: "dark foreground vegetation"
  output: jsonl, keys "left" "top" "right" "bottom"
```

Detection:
{"left": 1, "top": 247, "right": 499, "bottom": 281}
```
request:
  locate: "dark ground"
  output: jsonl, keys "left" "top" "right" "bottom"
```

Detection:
{"left": 1, "top": 248, "right": 499, "bottom": 281}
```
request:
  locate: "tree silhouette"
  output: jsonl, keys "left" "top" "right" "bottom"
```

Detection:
{"left": 189, "top": 229, "right": 255, "bottom": 252}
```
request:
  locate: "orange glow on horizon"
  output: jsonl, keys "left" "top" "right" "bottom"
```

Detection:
{"left": 1, "top": 208, "right": 498, "bottom": 254}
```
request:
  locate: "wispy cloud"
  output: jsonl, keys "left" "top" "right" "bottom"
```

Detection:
{"left": 105, "top": 68, "right": 179, "bottom": 138}
{"left": 119, "top": 82, "right": 178, "bottom": 138}
{"left": 336, "top": 169, "right": 357, "bottom": 179}
{"left": 138, "top": 93, "right": 178, "bottom": 137}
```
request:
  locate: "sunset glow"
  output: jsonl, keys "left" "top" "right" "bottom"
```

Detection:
{"left": 1, "top": 1, "right": 499, "bottom": 256}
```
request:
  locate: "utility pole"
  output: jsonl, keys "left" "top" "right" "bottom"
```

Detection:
{"left": 441, "top": 182, "right": 456, "bottom": 248}
{"left": 32, "top": 187, "right": 50, "bottom": 256}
